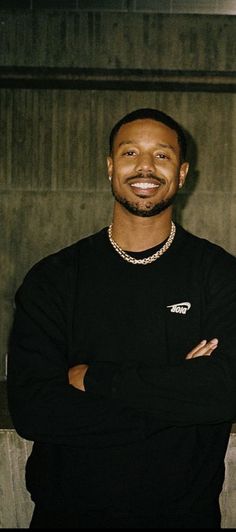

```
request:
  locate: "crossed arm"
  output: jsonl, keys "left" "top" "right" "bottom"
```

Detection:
{"left": 68, "top": 337, "right": 219, "bottom": 392}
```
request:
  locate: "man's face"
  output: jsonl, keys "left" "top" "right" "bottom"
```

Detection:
{"left": 107, "top": 118, "right": 189, "bottom": 217}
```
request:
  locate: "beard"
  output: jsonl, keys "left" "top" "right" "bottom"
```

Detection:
{"left": 111, "top": 183, "right": 178, "bottom": 218}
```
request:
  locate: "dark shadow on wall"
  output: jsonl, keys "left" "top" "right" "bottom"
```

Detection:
{"left": 173, "top": 127, "right": 199, "bottom": 226}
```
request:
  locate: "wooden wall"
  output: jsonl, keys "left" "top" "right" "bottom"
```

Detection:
{"left": 0, "top": 9, "right": 236, "bottom": 380}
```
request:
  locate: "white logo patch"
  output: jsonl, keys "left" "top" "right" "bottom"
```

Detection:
{"left": 167, "top": 302, "right": 191, "bottom": 315}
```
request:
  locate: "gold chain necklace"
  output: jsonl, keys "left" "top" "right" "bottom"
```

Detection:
{"left": 108, "top": 221, "right": 176, "bottom": 265}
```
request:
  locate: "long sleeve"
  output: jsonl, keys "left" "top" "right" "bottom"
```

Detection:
{"left": 8, "top": 229, "right": 236, "bottom": 446}
{"left": 7, "top": 250, "right": 147, "bottom": 446}
{"left": 7, "top": 227, "right": 234, "bottom": 522}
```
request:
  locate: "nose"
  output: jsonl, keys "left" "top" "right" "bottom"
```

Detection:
{"left": 136, "top": 153, "right": 155, "bottom": 174}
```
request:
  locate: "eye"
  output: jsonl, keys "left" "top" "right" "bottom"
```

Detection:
{"left": 155, "top": 153, "right": 169, "bottom": 160}
{"left": 123, "top": 150, "right": 137, "bottom": 156}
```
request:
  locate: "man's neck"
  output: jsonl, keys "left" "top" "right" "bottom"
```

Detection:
{"left": 110, "top": 205, "right": 173, "bottom": 252}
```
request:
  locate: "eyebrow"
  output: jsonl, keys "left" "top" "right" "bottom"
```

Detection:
{"left": 118, "top": 140, "right": 177, "bottom": 152}
{"left": 118, "top": 140, "right": 135, "bottom": 147}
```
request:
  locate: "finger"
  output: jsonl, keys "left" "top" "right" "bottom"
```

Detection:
{"left": 185, "top": 340, "right": 207, "bottom": 360}
{"left": 201, "top": 339, "right": 219, "bottom": 357}
{"left": 190, "top": 346, "right": 215, "bottom": 358}
{"left": 186, "top": 338, "right": 218, "bottom": 359}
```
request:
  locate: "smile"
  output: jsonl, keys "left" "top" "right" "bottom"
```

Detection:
{"left": 130, "top": 182, "right": 160, "bottom": 189}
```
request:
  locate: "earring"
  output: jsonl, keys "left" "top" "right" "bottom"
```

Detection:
{"left": 179, "top": 181, "right": 183, "bottom": 188}
{"left": 108, "top": 175, "right": 112, "bottom": 181}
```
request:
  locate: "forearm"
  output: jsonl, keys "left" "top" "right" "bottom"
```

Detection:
{"left": 84, "top": 341, "right": 236, "bottom": 426}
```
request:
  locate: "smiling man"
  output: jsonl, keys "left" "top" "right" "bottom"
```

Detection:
{"left": 7, "top": 108, "right": 236, "bottom": 529}
{"left": 108, "top": 111, "right": 188, "bottom": 220}
{"left": 106, "top": 109, "right": 189, "bottom": 256}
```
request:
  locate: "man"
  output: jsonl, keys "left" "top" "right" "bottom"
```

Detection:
{"left": 7, "top": 108, "right": 236, "bottom": 529}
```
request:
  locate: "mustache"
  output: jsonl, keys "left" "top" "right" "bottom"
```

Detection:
{"left": 127, "top": 173, "right": 166, "bottom": 185}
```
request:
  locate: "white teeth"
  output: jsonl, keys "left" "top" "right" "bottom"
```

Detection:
{"left": 130, "top": 182, "right": 159, "bottom": 189}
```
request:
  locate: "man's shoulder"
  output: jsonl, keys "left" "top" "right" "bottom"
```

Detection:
{"left": 178, "top": 224, "right": 236, "bottom": 267}
{"left": 23, "top": 227, "right": 107, "bottom": 284}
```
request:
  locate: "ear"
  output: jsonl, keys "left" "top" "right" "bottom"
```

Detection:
{"left": 107, "top": 156, "right": 113, "bottom": 177}
{"left": 178, "top": 162, "right": 189, "bottom": 188}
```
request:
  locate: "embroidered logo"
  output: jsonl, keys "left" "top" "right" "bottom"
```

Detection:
{"left": 167, "top": 302, "right": 191, "bottom": 315}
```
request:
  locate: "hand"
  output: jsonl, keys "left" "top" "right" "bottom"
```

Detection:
{"left": 185, "top": 338, "right": 218, "bottom": 360}
{"left": 68, "top": 364, "right": 88, "bottom": 391}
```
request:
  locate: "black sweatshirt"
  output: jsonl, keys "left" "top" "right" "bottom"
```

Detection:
{"left": 7, "top": 224, "right": 236, "bottom": 522}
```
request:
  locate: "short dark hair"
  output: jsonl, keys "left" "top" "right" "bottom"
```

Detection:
{"left": 109, "top": 108, "right": 187, "bottom": 162}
